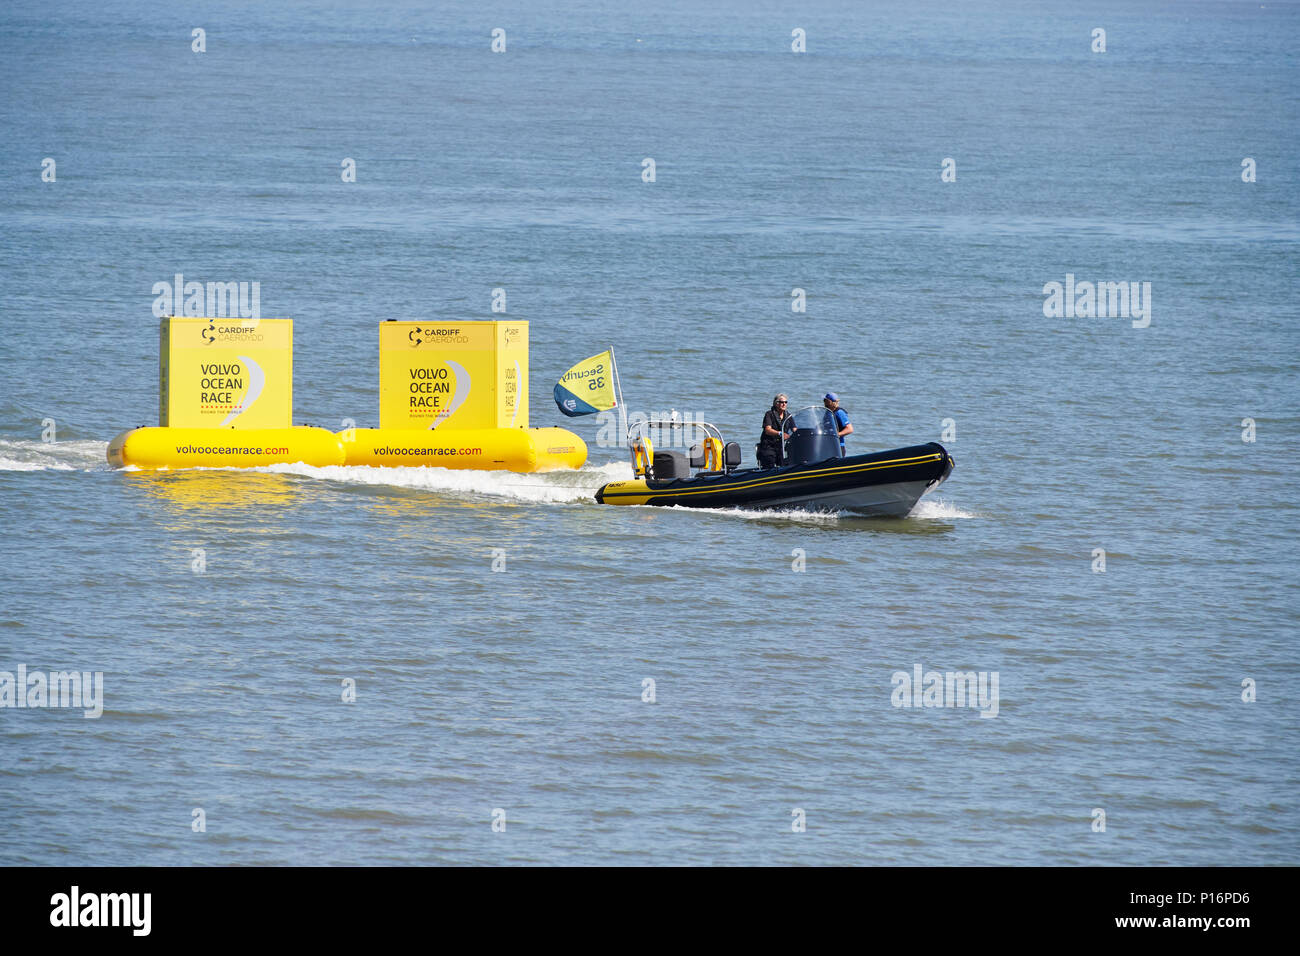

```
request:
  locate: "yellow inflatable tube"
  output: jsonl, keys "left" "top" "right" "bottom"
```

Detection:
{"left": 107, "top": 426, "right": 345, "bottom": 469}
{"left": 340, "top": 427, "right": 586, "bottom": 472}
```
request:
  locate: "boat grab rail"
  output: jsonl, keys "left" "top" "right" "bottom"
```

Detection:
{"left": 625, "top": 418, "right": 725, "bottom": 448}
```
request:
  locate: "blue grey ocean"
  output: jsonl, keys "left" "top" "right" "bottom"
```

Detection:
{"left": 1, "top": 0, "right": 1297, "bottom": 865}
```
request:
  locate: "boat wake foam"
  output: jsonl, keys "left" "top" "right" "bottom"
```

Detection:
{"left": 259, "top": 459, "right": 634, "bottom": 505}
{"left": 656, "top": 491, "right": 976, "bottom": 523}
{"left": 910, "top": 497, "right": 977, "bottom": 519}
{"left": 659, "top": 498, "right": 976, "bottom": 524}
{"left": 0, "top": 439, "right": 110, "bottom": 471}
{"left": 666, "top": 504, "right": 846, "bottom": 525}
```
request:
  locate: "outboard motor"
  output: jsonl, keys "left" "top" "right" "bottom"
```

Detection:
{"left": 784, "top": 406, "right": 842, "bottom": 465}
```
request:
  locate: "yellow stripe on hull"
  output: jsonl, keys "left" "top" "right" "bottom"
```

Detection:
{"left": 339, "top": 427, "right": 586, "bottom": 472}
{"left": 598, "top": 452, "right": 944, "bottom": 506}
{"left": 107, "top": 426, "right": 345, "bottom": 469}
{"left": 593, "top": 479, "right": 656, "bottom": 506}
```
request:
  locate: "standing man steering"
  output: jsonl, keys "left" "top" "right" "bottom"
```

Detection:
{"left": 824, "top": 392, "right": 853, "bottom": 456}
{"left": 757, "top": 393, "right": 791, "bottom": 469}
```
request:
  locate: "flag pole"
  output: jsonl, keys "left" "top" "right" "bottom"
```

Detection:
{"left": 610, "top": 347, "right": 628, "bottom": 448}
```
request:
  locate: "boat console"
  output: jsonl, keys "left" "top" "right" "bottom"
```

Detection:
{"left": 783, "top": 405, "right": 844, "bottom": 466}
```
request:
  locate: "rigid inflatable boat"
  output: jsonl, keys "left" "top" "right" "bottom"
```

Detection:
{"left": 594, "top": 407, "right": 954, "bottom": 517}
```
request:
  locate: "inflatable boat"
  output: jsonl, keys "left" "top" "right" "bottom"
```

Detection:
{"left": 594, "top": 407, "right": 954, "bottom": 517}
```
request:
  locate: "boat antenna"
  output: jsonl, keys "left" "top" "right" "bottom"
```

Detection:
{"left": 611, "top": 347, "right": 628, "bottom": 448}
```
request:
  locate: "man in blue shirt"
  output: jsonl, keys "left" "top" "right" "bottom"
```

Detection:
{"left": 824, "top": 393, "right": 853, "bottom": 456}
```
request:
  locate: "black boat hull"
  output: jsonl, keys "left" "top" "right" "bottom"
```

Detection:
{"left": 595, "top": 443, "right": 954, "bottom": 517}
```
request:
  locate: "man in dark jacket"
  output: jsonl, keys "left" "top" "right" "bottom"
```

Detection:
{"left": 757, "top": 394, "right": 791, "bottom": 468}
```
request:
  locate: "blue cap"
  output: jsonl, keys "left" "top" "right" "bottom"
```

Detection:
{"left": 824, "top": 392, "right": 838, "bottom": 402}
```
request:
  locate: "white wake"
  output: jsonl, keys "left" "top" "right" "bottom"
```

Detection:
{"left": 0, "top": 439, "right": 109, "bottom": 471}
{"left": 910, "top": 497, "right": 977, "bottom": 519}
{"left": 260, "top": 459, "right": 633, "bottom": 505}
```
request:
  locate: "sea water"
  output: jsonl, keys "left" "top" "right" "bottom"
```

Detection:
{"left": 0, "top": 0, "right": 1296, "bottom": 864}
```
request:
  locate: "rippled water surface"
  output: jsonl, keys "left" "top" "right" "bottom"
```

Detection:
{"left": 1, "top": 0, "right": 1297, "bottom": 865}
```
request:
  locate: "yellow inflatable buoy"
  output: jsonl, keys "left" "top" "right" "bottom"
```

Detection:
{"left": 107, "top": 426, "right": 345, "bottom": 469}
{"left": 105, "top": 425, "right": 586, "bottom": 473}
{"left": 339, "top": 427, "right": 586, "bottom": 472}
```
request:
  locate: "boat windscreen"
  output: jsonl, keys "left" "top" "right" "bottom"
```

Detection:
{"left": 788, "top": 405, "right": 837, "bottom": 434}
